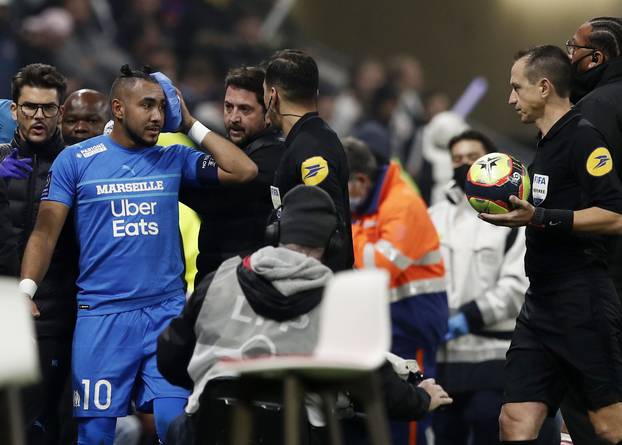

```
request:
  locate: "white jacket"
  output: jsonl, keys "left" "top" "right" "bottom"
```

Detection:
{"left": 428, "top": 183, "right": 528, "bottom": 364}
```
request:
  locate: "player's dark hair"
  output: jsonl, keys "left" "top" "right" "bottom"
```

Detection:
{"left": 264, "top": 49, "right": 318, "bottom": 103}
{"left": 587, "top": 17, "right": 622, "bottom": 59}
{"left": 514, "top": 45, "right": 572, "bottom": 98}
{"left": 448, "top": 130, "right": 496, "bottom": 154}
{"left": 110, "top": 64, "right": 159, "bottom": 101}
{"left": 224, "top": 66, "right": 266, "bottom": 111}
{"left": 11, "top": 63, "right": 67, "bottom": 103}
{"left": 343, "top": 137, "right": 378, "bottom": 180}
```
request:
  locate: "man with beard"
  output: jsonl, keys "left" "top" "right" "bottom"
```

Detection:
{"left": 62, "top": 88, "right": 109, "bottom": 145}
{"left": 180, "top": 66, "right": 284, "bottom": 286}
{"left": 265, "top": 49, "right": 354, "bottom": 272}
{"left": 561, "top": 16, "right": 622, "bottom": 445}
{"left": 18, "top": 65, "right": 257, "bottom": 444}
{"left": 0, "top": 63, "right": 79, "bottom": 444}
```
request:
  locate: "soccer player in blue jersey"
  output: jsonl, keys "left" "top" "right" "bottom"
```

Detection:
{"left": 18, "top": 66, "right": 257, "bottom": 444}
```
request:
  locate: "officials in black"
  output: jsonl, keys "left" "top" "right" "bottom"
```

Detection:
{"left": 563, "top": 17, "right": 622, "bottom": 444}
{"left": 181, "top": 66, "right": 284, "bottom": 286}
{"left": 264, "top": 49, "right": 353, "bottom": 272}
{"left": 482, "top": 46, "right": 622, "bottom": 445}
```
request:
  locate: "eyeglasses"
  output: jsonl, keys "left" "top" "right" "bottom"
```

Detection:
{"left": 18, "top": 102, "right": 60, "bottom": 118}
{"left": 565, "top": 40, "right": 597, "bottom": 56}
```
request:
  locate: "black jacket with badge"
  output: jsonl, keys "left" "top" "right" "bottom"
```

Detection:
{"left": 273, "top": 112, "right": 354, "bottom": 272}
{"left": 0, "top": 130, "right": 78, "bottom": 338}
{"left": 180, "top": 127, "right": 285, "bottom": 286}
{"left": 526, "top": 109, "right": 622, "bottom": 280}
{"left": 572, "top": 56, "right": 622, "bottom": 172}
{"left": 573, "top": 57, "right": 622, "bottom": 296}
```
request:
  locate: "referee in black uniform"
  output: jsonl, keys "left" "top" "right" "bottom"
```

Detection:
{"left": 482, "top": 45, "right": 622, "bottom": 445}
{"left": 263, "top": 49, "right": 353, "bottom": 272}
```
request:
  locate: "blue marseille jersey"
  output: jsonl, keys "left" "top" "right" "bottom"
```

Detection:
{"left": 43, "top": 135, "right": 212, "bottom": 315}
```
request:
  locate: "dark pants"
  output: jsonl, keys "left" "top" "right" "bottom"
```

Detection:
{"left": 560, "top": 391, "right": 609, "bottom": 445}
{"left": 433, "top": 389, "right": 561, "bottom": 445}
{"left": 21, "top": 336, "right": 75, "bottom": 445}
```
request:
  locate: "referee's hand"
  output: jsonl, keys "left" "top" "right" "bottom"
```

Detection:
{"left": 479, "top": 195, "right": 535, "bottom": 227}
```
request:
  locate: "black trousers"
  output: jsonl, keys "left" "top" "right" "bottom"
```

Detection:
{"left": 21, "top": 336, "right": 75, "bottom": 445}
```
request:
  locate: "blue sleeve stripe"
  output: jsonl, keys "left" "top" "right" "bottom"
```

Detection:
{"left": 78, "top": 192, "right": 178, "bottom": 204}
{"left": 78, "top": 174, "right": 181, "bottom": 187}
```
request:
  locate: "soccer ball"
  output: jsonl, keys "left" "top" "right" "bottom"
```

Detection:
{"left": 465, "top": 153, "right": 531, "bottom": 214}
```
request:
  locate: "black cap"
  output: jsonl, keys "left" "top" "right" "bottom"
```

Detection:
{"left": 280, "top": 185, "right": 338, "bottom": 247}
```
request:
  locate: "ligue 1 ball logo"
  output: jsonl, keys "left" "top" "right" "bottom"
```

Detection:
{"left": 465, "top": 153, "right": 531, "bottom": 214}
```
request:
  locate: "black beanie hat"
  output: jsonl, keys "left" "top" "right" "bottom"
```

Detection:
{"left": 279, "top": 185, "right": 338, "bottom": 247}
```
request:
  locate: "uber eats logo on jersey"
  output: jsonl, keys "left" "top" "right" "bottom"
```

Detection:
{"left": 586, "top": 147, "right": 613, "bottom": 177}
{"left": 111, "top": 199, "right": 159, "bottom": 237}
{"left": 301, "top": 156, "right": 329, "bottom": 186}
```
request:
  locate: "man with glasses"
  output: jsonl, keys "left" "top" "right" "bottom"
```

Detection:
{"left": 560, "top": 17, "right": 622, "bottom": 445}
{"left": 0, "top": 63, "right": 79, "bottom": 444}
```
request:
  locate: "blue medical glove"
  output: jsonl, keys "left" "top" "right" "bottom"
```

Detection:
{"left": 444, "top": 312, "right": 469, "bottom": 342}
{"left": 0, "top": 149, "right": 32, "bottom": 179}
{"left": 151, "top": 71, "right": 182, "bottom": 132}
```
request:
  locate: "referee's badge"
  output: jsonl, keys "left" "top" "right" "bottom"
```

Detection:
{"left": 532, "top": 174, "right": 548, "bottom": 206}
{"left": 586, "top": 147, "right": 613, "bottom": 177}
{"left": 301, "top": 156, "right": 329, "bottom": 185}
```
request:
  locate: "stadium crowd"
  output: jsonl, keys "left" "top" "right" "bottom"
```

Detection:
{"left": 0, "top": 2, "right": 622, "bottom": 445}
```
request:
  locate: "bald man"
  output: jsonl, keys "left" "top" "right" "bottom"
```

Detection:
{"left": 62, "top": 89, "right": 109, "bottom": 145}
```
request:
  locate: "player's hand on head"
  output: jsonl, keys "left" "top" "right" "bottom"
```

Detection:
{"left": 479, "top": 195, "right": 535, "bottom": 227}
{"left": 418, "top": 378, "right": 453, "bottom": 411}
{"left": 176, "top": 87, "right": 196, "bottom": 134}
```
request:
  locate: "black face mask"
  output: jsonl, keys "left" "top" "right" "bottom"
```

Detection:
{"left": 570, "top": 58, "right": 608, "bottom": 104}
{"left": 452, "top": 164, "right": 470, "bottom": 192}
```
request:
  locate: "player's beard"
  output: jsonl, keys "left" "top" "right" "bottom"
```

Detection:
{"left": 124, "top": 121, "right": 156, "bottom": 147}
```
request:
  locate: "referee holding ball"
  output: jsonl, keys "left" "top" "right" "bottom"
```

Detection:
{"left": 481, "top": 45, "right": 622, "bottom": 444}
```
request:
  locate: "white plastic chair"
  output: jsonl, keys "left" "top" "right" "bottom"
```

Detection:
{"left": 215, "top": 269, "right": 391, "bottom": 445}
{"left": 0, "top": 277, "right": 41, "bottom": 445}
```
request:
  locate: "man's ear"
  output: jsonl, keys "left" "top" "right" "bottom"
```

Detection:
{"left": 111, "top": 98, "right": 124, "bottom": 121}
{"left": 588, "top": 50, "right": 604, "bottom": 69}
{"left": 539, "top": 78, "right": 552, "bottom": 98}
{"left": 10, "top": 101, "right": 17, "bottom": 121}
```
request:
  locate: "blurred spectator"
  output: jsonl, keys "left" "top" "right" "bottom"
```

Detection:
{"left": 331, "top": 58, "right": 386, "bottom": 136}
{"left": 351, "top": 83, "right": 399, "bottom": 160}
{"left": 389, "top": 55, "right": 426, "bottom": 163}
{"left": 423, "top": 90, "right": 451, "bottom": 122}
{"left": 406, "top": 111, "right": 469, "bottom": 205}
{"left": 0, "top": 1, "right": 17, "bottom": 98}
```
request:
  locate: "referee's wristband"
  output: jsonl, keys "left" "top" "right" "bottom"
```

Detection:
{"left": 187, "top": 121, "right": 211, "bottom": 145}
{"left": 19, "top": 278, "right": 38, "bottom": 299}
{"left": 530, "top": 207, "right": 573, "bottom": 232}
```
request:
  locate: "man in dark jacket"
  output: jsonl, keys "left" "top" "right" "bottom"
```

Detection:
{"left": 158, "top": 185, "right": 451, "bottom": 444}
{"left": 180, "top": 66, "right": 284, "bottom": 286}
{"left": 561, "top": 17, "right": 622, "bottom": 445}
{"left": 0, "top": 63, "right": 79, "bottom": 444}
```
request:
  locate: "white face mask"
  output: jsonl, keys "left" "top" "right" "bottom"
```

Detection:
{"left": 349, "top": 195, "right": 364, "bottom": 212}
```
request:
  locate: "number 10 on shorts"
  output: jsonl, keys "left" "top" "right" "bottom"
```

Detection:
{"left": 76, "top": 379, "right": 112, "bottom": 410}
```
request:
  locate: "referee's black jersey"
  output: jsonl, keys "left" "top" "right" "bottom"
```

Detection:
{"left": 273, "top": 112, "right": 354, "bottom": 271}
{"left": 526, "top": 109, "right": 622, "bottom": 280}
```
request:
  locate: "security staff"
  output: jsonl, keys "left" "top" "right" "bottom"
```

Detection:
{"left": 181, "top": 66, "right": 284, "bottom": 285}
{"left": 482, "top": 46, "right": 622, "bottom": 445}
{"left": 264, "top": 49, "right": 354, "bottom": 272}
{"left": 0, "top": 63, "right": 79, "bottom": 444}
{"left": 562, "top": 16, "right": 622, "bottom": 445}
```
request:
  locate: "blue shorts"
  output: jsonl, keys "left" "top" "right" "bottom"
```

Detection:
{"left": 72, "top": 295, "right": 190, "bottom": 417}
